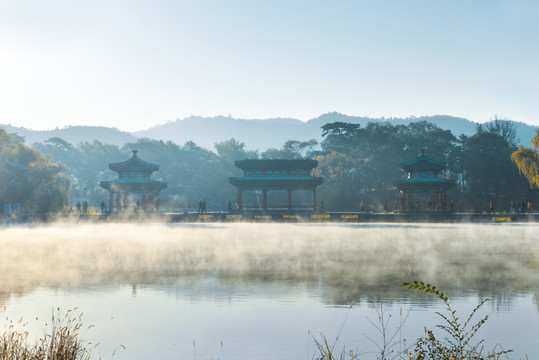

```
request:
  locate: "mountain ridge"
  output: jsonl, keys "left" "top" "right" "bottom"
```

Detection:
{"left": 2, "top": 113, "right": 537, "bottom": 151}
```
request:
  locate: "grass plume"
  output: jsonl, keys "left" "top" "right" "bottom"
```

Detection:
{"left": 0, "top": 307, "right": 102, "bottom": 360}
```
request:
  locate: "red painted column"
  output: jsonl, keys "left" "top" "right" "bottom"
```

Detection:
{"left": 156, "top": 193, "right": 160, "bottom": 212}
{"left": 238, "top": 189, "right": 243, "bottom": 209}
{"left": 148, "top": 194, "right": 154, "bottom": 210}
{"left": 441, "top": 192, "right": 447, "bottom": 210}
{"left": 109, "top": 192, "right": 114, "bottom": 212}
{"left": 263, "top": 189, "right": 267, "bottom": 209}
{"left": 288, "top": 189, "right": 292, "bottom": 210}
{"left": 116, "top": 193, "right": 121, "bottom": 210}
{"left": 407, "top": 193, "right": 413, "bottom": 211}
{"left": 313, "top": 189, "right": 317, "bottom": 210}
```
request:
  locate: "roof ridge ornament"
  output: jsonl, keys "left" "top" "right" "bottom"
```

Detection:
{"left": 132, "top": 150, "right": 138, "bottom": 158}
{"left": 419, "top": 148, "right": 426, "bottom": 157}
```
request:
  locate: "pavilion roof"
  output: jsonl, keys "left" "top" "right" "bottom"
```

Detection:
{"left": 399, "top": 149, "right": 447, "bottom": 173}
{"left": 109, "top": 150, "right": 159, "bottom": 173}
{"left": 234, "top": 159, "right": 318, "bottom": 170}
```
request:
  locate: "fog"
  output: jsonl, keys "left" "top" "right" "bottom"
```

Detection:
{"left": 1, "top": 222, "right": 538, "bottom": 305}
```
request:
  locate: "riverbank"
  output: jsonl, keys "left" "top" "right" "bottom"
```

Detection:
{"left": 2, "top": 209, "right": 538, "bottom": 224}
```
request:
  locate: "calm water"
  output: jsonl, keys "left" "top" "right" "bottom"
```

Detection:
{"left": 1, "top": 222, "right": 538, "bottom": 359}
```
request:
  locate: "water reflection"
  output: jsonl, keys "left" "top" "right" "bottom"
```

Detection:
{"left": 1, "top": 222, "right": 538, "bottom": 307}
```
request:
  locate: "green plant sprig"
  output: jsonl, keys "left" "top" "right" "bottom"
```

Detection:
{"left": 401, "top": 280, "right": 512, "bottom": 360}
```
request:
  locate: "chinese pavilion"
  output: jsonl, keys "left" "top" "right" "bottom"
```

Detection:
{"left": 100, "top": 150, "right": 167, "bottom": 212}
{"left": 393, "top": 149, "right": 456, "bottom": 212}
{"left": 229, "top": 159, "right": 324, "bottom": 210}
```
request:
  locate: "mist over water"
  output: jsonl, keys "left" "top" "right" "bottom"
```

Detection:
{"left": 1, "top": 222, "right": 539, "bottom": 359}
{"left": 1, "top": 222, "right": 538, "bottom": 302}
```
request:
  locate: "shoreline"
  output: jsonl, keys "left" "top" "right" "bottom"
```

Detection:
{"left": 1, "top": 210, "right": 538, "bottom": 224}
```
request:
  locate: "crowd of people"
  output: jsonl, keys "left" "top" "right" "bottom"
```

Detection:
{"left": 489, "top": 200, "right": 534, "bottom": 214}
{"left": 68, "top": 197, "right": 535, "bottom": 215}
{"left": 73, "top": 200, "right": 89, "bottom": 214}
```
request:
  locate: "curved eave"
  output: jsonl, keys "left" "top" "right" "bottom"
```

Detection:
{"left": 230, "top": 176, "right": 323, "bottom": 190}
{"left": 234, "top": 159, "right": 318, "bottom": 170}
{"left": 109, "top": 158, "right": 159, "bottom": 173}
{"left": 100, "top": 179, "right": 167, "bottom": 191}
{"left": 399, "top": 157, "right": 446, "bottom": 173}
{"left": 393, "top": 178, "right": 456, "bottom": 192}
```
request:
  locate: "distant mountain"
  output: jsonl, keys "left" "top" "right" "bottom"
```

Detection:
{"left": 2, "top": 114, "right": 537, "bottom": 151}
{"left": 0, "top": 125, "right": 138, "bottom": 147}
{"left": 511, "top": 121, "right": 539, "bottom": 146}
{"left": 133, "top": 115, "right": 314, "bottom": 150}
{"left": 134, "top": 113, "right": 537, "bottom": 150}
{"left": 306, "top": 113, "right": 480, "bottom": 139}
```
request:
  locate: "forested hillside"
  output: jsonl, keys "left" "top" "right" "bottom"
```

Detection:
{"left": 134, "top": 113, "right": 538, "bottom": 150}
{"left": 2, "top": 113, "right": 537, "bottom": 150}
{"left": 16, "top": 118, "right": 537, "bottom": 214}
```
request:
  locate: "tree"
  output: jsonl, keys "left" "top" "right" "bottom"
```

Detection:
{"left": 512, "top": 129, "right": 539, "bottom": 189}
{"left": 214, "top": 138, "right": 257, "bottom": 161}
{"left": 318, "top": 120, "right": 459, "bottom": 210}
{"left": 261, "top": 139, "right": 318, "bottom": 159}
{"left": 482, "top": 116, "right": 518, "bottom": 147}
{"left": 35, "top": 138, "right": 124, "bottom": 206}
{"left": 0, "top": 128, "right": 72, "bottom": 214}
{"left": 314, "top": 152, "right": 364, "bottom": 210}
{"left": 460, "top": 130, "right": 529, "bottom": 211}
{"left": 320, "top": 122, "right": 361, "bottom": 154}
{"left": 26, "top": 161, "right": 71, "bottom": 214}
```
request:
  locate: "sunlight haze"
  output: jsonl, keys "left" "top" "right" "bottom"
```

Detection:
{"left": 1, "top": 0, "right": 538, "bottom": 131}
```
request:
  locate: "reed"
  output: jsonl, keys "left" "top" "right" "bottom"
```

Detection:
{"left": 0, "top": 307, "right": 99, "bottom": 360}
{"left": 313, "top": 282, "right": 520, "bottom": 360}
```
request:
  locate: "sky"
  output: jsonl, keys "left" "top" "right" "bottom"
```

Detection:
{"left": 1, "top": 0, "right": 538, "bottom": 132}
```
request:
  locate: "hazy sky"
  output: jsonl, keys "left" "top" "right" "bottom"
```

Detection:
{"left": 1, "top": 0, "right": 538, "bottom": 131}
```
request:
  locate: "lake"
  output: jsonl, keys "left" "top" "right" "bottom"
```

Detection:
{"left": 1, "top": 222, "right": 538, "bottom": 359}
